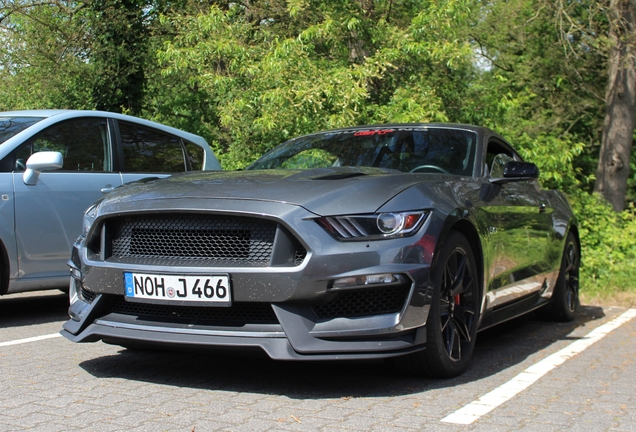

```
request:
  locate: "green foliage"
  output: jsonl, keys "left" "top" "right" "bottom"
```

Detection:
{"left": 88, "top": 0, "right": 149, "bottom": 114}
{"left": 0, "top": 1, "right": 95, "bottom": 110}
{"left": 156, "top": 0, "right": 478, "bottom": 169}
{"left": 466, "top": 0, "right": 606, "bottom": 190}
{"left": 0, "top": 0, "right": 154, "bottom": 114}
{"left": 570, "top": 191, "right": 636, "bottom": 299}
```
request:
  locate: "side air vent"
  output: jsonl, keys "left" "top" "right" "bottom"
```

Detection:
{"left": 311, "top": 285, "right": 410, "bottom": 320}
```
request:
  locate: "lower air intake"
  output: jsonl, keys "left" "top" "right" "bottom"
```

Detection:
{"left": 311, "top": 285, "right": 411, "bottom": 320}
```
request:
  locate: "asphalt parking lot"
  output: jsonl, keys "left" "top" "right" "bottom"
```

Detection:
{"left": 1, "top": 290, "right": 634, "bottom": 431}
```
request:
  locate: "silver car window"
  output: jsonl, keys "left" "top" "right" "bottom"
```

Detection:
{"left": 14, "top": 118, "right": 111, "bottom": 172}
{"left": 119, "top": 121, "right": 187, "bottom": 173}
{"left": 0, "top": 116, "right": 45, "bottom": 144}
{"left": 183, "top": 139, "right": 204, "bottom": 171}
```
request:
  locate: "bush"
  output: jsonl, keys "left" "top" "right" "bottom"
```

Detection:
{"left": 570, "top": 191, "right": 636, "bottom": 304}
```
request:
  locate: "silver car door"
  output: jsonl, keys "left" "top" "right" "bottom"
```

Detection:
{"left": 12, "top": 118, "right": 122, "bottom": 282}
{"left": 0, "top": 172, "right": 18, "bottom": 282}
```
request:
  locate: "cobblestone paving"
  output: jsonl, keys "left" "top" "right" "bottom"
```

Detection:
{"left": 0, "top": 291, "right": 633, "bottom": 431}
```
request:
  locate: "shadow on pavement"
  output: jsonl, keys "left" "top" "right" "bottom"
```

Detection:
{"left": 0, "top": 290, "right": 69, "bottom": 328}
{"left": 77, "top": 304, "right": 607, "bottom": 398}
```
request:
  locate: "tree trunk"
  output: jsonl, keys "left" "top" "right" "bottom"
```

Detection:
{"left": 595, "top": 0, "right": 636, "bottom": 211}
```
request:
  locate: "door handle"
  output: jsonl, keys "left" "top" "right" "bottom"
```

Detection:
{"left": 101, "top": 184, "right": 115, "bottom": 194}
{"left": 539, "top": 203, "right": 546, "bottom": 213}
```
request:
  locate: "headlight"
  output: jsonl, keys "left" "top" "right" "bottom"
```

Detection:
{"left": 317, "top": 211, "right": 428, "bottom": 240}
{"left": 82, "top": 203, "right": 99, "bottom": 237}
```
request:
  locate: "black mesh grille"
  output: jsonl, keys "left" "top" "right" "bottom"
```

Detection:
{"left": 80, "top": 287, "right": 97, "bottom": 304}
{"left": 107, "top": 296, "right": 279, "bottom": 324}
{"left": 109, "top": 214, "right": 277, "bottom": 267}
{"left": 294, "top": 244, "right": 307, "bottom": 265}
{"left": 312, "top": 285, "right": 411, "bottom": 320}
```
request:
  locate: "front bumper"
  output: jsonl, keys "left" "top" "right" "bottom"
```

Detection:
{"left": 62, "top": 200, "right": 438, "bottom": 360}
{"left": 62, "top": 290, "right": 428, "bottom": 361}
{"left": 61, "top": 324, "right": 426, "bottom": 361}
{"left": 63, "top": 270, "right": 432, "bottom": 360}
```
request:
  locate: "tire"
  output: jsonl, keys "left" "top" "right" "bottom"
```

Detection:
{"left": 539, "top": 232, "right": 580, "bottom": 322}
{"left": 394, "top": 231, "right": 479, "bottom": 378}
{"left": 0, "top": 241, "right": 8, "bottom": 296}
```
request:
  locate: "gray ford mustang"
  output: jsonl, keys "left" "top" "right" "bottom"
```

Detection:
{"left": 62, "top": 124, "right": 579, "bottom": 377}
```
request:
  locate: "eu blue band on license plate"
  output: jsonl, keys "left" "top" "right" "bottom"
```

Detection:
{"left": 124, "top": 272, "right": 231, "bottom": 305}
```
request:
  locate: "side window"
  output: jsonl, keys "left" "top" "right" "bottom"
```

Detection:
{"left": 14, "top": 119, "right": 111, "bottom": 172}
{"left": 490, "top": 153, "right": 514, "bottom": 178}
{"left": 183, "top": 140, "right": 204, "bottom": 171}
{"left": 485, "top": 139, "right": 519, "bottom": 177}
{"left": 119, "top": 121, "right": 186, "bottom": 173}
{"left": 14, "top": 143, "right": 32, "bottom": 171}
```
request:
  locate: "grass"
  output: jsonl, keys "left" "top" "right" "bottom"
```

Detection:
{"left": 581, "top": 290, "right": 636, "bottom": 307}
{"left": 580, "top": 274, "right": 636, "bottom": 307}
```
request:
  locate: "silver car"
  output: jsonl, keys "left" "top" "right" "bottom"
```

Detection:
{"left": 0, "top": 110, "right": 220, "bottom": 296}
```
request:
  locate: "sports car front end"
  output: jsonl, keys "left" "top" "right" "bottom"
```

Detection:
{"left": 62, "top": 167, "right": 455, "bottom": 360}
{"left": 63, "top": 124, "right": 580, "bottom": 377}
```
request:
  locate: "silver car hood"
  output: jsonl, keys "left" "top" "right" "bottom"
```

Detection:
{"left": 101, "top": 167, "right": 436, "bottom": 216}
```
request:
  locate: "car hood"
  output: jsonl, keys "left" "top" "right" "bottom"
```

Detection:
{"left": 102, "top": 167, "right": 440, "bottom": 216}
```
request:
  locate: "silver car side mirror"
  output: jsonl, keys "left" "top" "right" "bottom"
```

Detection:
{"left": 23, "top": 151, "right": 64, "bottom": 186}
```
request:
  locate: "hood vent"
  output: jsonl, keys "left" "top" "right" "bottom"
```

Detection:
{"left": 312, "top": 172, "right": 367, "bottom": 180}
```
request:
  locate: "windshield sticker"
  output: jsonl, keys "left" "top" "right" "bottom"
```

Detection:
{"left": 323, "top": 127, "right": 431, "bottom": 138}
{"left": 354, "top": 129, "right": 395, "bottom": 136}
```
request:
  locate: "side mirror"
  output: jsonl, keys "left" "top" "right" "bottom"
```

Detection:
{"left": 23, "top": 151, "right": 64, "bottom": 186}
{"left": 490, "top": 161, "right": 539, "bottom": 184}
{"left": 503, "top": 161, "right": 539, "bottom": 178}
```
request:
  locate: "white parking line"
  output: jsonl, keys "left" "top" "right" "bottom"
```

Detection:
{"left": 441, "top": 308, "right": 636, "bottom": 425}
{"left": 0, "top": 333, "right": 62, "bottom": 347}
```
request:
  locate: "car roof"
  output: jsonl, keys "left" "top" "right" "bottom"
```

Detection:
{"left": 0, "top": 110, "right": 201, "bottom": 139}
{"left": 0, "top": 110, "right": 211, "bottom": 161}
{"left": 0, "top": 109, "right": 69, "bottom": 118}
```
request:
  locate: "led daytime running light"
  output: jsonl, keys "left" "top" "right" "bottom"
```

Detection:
{"left": 333, "top": 273, "right": 405, "bottom": 288}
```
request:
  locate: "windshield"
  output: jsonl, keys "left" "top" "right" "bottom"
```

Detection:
{"left": 0, "top": 117, "right": 45, "bottom": 144}
{"left": 248, "top": 126, "right": 477, "bottom": 175}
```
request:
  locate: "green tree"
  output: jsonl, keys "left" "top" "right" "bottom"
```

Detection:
{"left": 88, "top": 0, "right": 149, "bottom": 114}
{"left": 0, "top": 0, "right": 94, "bottom": 109}
{"left": 157, "top": 0, "right": 478, "bottom": 168}
{"left": 0, "top": 0, "right": 153, "bottom": 114}
{"left": 594, "top": 0, "right": 636, "bottom": 211}
{"left": 467, "top": 0, "right": 605, "bottom": 192}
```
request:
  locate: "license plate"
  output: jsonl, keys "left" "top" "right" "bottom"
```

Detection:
{"left": 124, "top": 272, "right": 231, "bottom": 305}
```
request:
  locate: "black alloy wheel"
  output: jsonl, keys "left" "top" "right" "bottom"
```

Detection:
{"left": 394, "top": 230, "right": 479, "bottom": 378}
{"left": 439, "top": 242, "right": 477, "bottom": 362}
{"left": 562, "top": 237, "right": 580, "bottom": 314}
{"left": 539, "top": 231, "right": 580, "bottom": 322}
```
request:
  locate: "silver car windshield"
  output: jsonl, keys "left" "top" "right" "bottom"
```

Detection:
{"left": 0, "top": 116, "right": 46, "bottom": 144}
{"left": 249, "top": 127, "right": 477, "bottom": 175}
